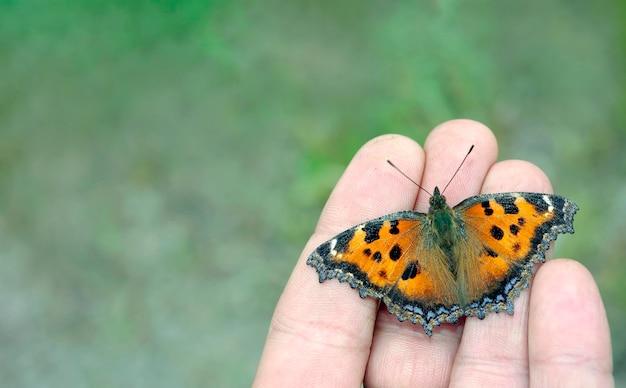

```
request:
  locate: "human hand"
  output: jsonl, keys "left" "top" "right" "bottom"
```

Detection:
{"left": 254, "top": 120, "right": 613, "bottom": 387}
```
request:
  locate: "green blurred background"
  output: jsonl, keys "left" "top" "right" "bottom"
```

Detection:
{"left": 1, "top": 0, "right": 625, "bottom": 386}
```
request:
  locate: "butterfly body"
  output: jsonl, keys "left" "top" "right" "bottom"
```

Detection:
{"left": 426, "top": 187, "right": 466, "bottom": 277}
{"left": 307, "top": 190, "right": 578, "bottom": 336}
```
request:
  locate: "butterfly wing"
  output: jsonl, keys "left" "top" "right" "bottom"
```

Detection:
{"left": 307, "top": 211, "right": 461, "bottom": 335}
{"left": 308, "top": 211, "right": 425, "bottom": 299}
{"left": 454, "top": 193, "right": 578, "bottom": 317}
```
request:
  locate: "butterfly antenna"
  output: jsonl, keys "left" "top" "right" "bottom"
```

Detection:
{"left": 386, "top": 160, "right": 432, "bottom": 197}
{"left": 442, "top": 144, "right": 474, "bottom": 194}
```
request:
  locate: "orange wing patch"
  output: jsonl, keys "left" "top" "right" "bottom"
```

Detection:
{"left": 477, "top": 253, "right": 509, "bottom": 285}
{"left": 463, "top": 196, "right": 554, "bottom": 258}
{"left": 332, "top": 219, "right": 418, "bottom": 288}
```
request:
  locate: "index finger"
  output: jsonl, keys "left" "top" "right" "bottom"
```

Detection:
{"left": 254, "top": 134, "right": 425, "bottom": 387}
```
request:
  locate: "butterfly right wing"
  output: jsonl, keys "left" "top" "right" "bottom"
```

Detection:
{"left": 454, "top": 192, "right": 578, "bottom": 318}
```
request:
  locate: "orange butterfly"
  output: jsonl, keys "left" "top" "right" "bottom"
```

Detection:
{"left": 307, "top": 147, "right": 578, "bottom": 336}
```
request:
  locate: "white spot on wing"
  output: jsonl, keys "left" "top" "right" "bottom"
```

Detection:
{"left": 543, "top": 195, "right": 554, "bottom": 212}
{"left": 330, "top": 238, "right": 337, "bottom": 256}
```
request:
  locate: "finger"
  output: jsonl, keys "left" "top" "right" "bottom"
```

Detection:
{"left": 449, "top": 160, "right": 553, "bottom": 387}
{"left": 365, "top": 119, "right": 498, "bottom": 387}
{"left": 254, "top": 134, "right": 425, "bottom": 387}
{"left": 529, "top": 259, "right": 613, "bottom": 387}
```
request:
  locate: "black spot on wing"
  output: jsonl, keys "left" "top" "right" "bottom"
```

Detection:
{"left": 372, "top": 251, "right": 382, "bottom": 262}
{"left": 481, "top": 200, "right": 494, "bottom": 215}
{"left": 495, "top": 196, "right": 519, "bottom": 214}
{"left": 363, "top": 221, "right": 384, "bottom": 243}
{"left": 363, "top": 248, "right": 371, "bottom": 257}
{"left": 484, "top": 246, "right": 498, "bottom": 257}
{"left": 524, "top": 193, "right": 549, "bottom": 213}
{"left": 389, "top": 220, "right": 400, "bottom": 234}
{"left": 517, "top": 217, "right": 525, "bottom": 226}
{"left": 510, "top": 224, "right": 520, "bottom": 235}
{"left": 334, "top": 228, "right": 355, "bottom": 253}
{"left": 317, "top": 242, "right": 330, "bottom": 257}
{"left": 389, "top": 244, "right": 402, "bottom": 261}
{"left": 401, "top": 261, "right": 420, "bottom": 280}
{"left": 490, "top": 225, "right": 504, "bottom": 240}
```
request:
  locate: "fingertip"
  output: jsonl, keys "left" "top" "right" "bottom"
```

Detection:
{"left": 418, "top": 119, "right": 498, "bottom": 210}
{"left": 426, "top": 119, "right": 498, "bottom": 155}
{"left": 532, "top": 259, "right": 601, "bottom": 312}
{"left": 355, "top": 134, "right": 424, "bottom": 168}
{"left": 531, "top": 259, "right": 608, "bottom": 331}
{"left": 533, "top": 258, "right": 594, "bottom": 290}
{"left": 482, "top": 159, "right": 553, "bottom": 194}
{"left": 316, "top": 133, "right": 424, "bottom": 235}
{"left": 364, "top": 133, "right": 421, "bottom": 148}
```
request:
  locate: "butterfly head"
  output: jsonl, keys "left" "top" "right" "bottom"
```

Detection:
{"left": 429, "top": 186, "right": 448, "bottom": 212}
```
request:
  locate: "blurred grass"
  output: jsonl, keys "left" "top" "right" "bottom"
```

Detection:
{"left": 0, "top": 0, "right": 624, "bottom": 386}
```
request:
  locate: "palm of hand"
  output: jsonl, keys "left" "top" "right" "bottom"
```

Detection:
{"left": 254, "top": 120, "right": 613, "bottom": 387}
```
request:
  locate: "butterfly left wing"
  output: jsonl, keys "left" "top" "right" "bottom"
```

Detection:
{"left": 308, "top": 211, "right": 464, "bottom": 335}
{"left": 307, "top": 211, "right": 426, "bottom": 300}
{"left": 454, "top": 192, "right": 578, "bottom": 317}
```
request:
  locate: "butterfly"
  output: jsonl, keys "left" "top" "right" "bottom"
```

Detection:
{"left": 306, "top": 146, "right": 578, "bottom": 336}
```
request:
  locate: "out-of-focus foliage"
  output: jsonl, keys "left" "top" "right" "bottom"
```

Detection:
{"left": 0, "top": 0, "right": 624, "bottom": 386}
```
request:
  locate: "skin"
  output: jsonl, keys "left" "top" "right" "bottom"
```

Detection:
{"left": 254, "top": 120, "right": 614, "bottom": 387}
